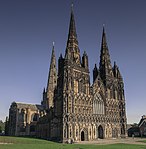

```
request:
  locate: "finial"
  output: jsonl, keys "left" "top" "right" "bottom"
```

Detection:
{"left": 53, "top": 41, "right": 55, "bottom": 47}
{"left": 102, "top": 23, "right": 105, "bottom": 33}
{"left": 83, "top": 50, "right": 87, "bottom": 55}
{"left": 71, "top": 2, "right": 73, "bottom": 8}
{"left": 71, "top": 1, "right": 74, "bottom": 12}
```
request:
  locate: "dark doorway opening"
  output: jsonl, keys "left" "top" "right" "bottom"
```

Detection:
{"left": 81, "top": 131, "right": 85, "bottom": 141}
{"left": 112, "top": 128, "right": 118, "bottom": 138}
{"left": 98, "top": 125, "right": 104, "bottom": 139}
{"left": 121, "top": 123, "right": 125, "bottom": 135}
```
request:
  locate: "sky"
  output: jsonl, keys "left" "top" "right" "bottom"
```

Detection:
{"left": 0, "top": 0, "right": 146, "bottom": 124}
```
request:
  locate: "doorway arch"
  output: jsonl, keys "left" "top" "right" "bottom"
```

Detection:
{"left": 81, "top": 131, "right": 85, "bottom": 141}
{"left": 98, "top": 125, "right": 104, "bottom": 139}
{"left": 80, "top": 128, "right": 88, "bottom": 141}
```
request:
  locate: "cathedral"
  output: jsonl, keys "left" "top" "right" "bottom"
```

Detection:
{"left": 7, "top": 6, "right": 127, "bottom": 142}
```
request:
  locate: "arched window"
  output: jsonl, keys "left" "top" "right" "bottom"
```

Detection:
{"left": 64, "top": 126, "right": 67, "bottom": 138}
{"left": 70, "top": 126, "right": 72, "bottom": 137}
{"left": 31, "top": 113, "right": 38, "bottom": 122}
{"left": 76, "top": 128, "right": 78, "bottom": 137}
{"left": 93, "top": 94, "right": 104, "bottom": 115}
{"left": 78, "top": 78, "right": 86, "bottom": 94}
{"left": 19, "top": 109, "right": 25, "bottom": 122}
{"left": 93, "top": 127, "right": 96, "bottom": 136}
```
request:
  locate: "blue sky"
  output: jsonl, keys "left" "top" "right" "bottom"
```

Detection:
{"left": 0, "top": 0, "right": 146, "bottom": 124}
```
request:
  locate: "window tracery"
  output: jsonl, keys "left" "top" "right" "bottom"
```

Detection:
{"left": 93, "top": 94, "right": 104, "bottom": 115}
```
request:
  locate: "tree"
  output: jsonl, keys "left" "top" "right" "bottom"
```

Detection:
{"left": 0, "top": 126, "right": 2, "bottom": 133}
{"left": 0, "top": 120, "right": 5, "bottom": 133}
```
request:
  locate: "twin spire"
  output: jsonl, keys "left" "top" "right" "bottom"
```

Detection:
{"left": 66, "top": 3, "right": 113, "bottom": 76}
{"left": 47, "top": 4, "right": 119, "bottom": 88}
{"left": 100, "top": 26, "right": 112, "bottom": 64}
{"left": 44, "top": 42, "right": 57, "bottom": 109}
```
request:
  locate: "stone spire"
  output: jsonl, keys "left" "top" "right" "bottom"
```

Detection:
{"left": 65, "top": 4, "right": 81, "bottom": 65}
{"left": 93, "top": 64, "right": 99, "bottom": 83}
{"left": 46, "top": 42, "right": 57, "bottom": 109}
{"left": 99, "top": 26, "right": 113, "bottom": 85}
{"left": 113, "top": 61, "right": 123, "bottom": 81}
{"left": 82, "top": 51, "right": 88, "bottom": 69}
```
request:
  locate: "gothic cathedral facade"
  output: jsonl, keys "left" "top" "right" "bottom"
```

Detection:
{"left": 8, "top": 6, "right": 127, "bottom": 142}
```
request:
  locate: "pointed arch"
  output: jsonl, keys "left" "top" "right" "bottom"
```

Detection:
{"left": 80, "top": 128, "right": 88, "bottom": 141}
{"left": 31, "top": 113, "right": 39, "bottom": 122}
{"left": 98, "top": 125, "right": 104, "bottom": 139}
{"left": 81, "top": 131, "right": 85, "bottom": 141}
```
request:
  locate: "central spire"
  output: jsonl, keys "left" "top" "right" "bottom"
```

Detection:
{"left": 67, "top": 3, "right": 78, "bottom": 48}
{"left": 65, "top": 4, "right": 81, "bottom": 64}
{"left": 99, "top": 26, "right": 113, "bottom": 85}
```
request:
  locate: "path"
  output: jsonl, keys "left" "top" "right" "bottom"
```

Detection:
{"left": 75, "top": 137, "right": 146, "bottom": 145}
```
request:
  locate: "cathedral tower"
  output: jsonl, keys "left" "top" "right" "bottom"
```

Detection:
{"left": 55, "top": 5, "right": 91, "bottom": 142}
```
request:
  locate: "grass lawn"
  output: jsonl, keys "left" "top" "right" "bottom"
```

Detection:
{"left": 0, "top": 136, "right": 146, "bottom": 149}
